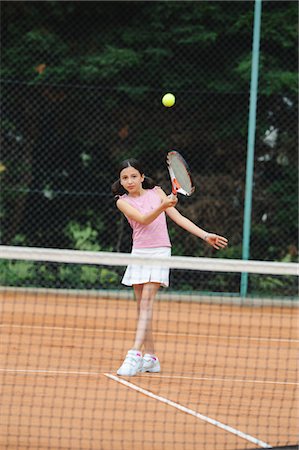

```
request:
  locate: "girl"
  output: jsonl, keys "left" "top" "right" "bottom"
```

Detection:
{"left": 112, "top": 159, "right": 228, "bottom": 376}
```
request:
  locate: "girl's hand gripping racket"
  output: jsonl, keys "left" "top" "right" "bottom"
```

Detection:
{"left": 166, "top": 151, "right": 195, "bottom": 199}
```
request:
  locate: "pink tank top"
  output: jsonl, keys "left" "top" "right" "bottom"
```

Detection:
{"left": 119, "top": 187, "right": 171, "bottom": 249}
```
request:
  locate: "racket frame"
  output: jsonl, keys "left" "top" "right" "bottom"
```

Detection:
{"left": 167, "top": 151, "right": 195, "bottom": 197}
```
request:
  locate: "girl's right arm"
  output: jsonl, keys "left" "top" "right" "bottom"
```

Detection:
{"left": 116, "top": 195, "right": 177, "bottom": 225}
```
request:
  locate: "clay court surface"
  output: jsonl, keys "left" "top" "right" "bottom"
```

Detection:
{"left": 1, "top": 290, "right": 298, "bottom": 449}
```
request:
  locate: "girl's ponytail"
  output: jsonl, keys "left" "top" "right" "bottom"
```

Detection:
{"left": 143, "top": 176, "right": 156, "bottom": 189}
{"left": 111, "top": 179, "right": 126, "bottom": 197}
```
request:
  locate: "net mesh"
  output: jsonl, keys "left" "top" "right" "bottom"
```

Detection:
{"left": 1, "top": 2, "right": 298, "bottom": 449}
{"left": 1, "top": 247, "right": 298, "bottom": 450}
{"left": 1, "top": 1, "right": 298, "bottom": 261}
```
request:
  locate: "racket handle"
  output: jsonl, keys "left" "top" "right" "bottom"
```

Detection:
{"left": 170, "top": 192, "right": 177, "bottom": 200}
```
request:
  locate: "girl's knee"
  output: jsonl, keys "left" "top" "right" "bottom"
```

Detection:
{"left": 139, "top": 296, "right": 154, "bottom": 311}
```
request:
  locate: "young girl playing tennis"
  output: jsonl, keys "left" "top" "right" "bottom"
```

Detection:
{"left": 112, "top": 158, "right": 228, "bottom": 376}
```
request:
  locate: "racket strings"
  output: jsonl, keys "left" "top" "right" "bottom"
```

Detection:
{"left": 171, "top": 160, "right": 193, "bottom": 192}
{"left": 167, "top": 152, "right": 194, "bottom": 196}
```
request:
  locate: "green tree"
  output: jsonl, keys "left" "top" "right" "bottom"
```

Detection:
{"left": 1, "top": 1, "right": 297, "bottom": 277}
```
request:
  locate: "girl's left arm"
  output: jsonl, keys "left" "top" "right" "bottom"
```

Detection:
{"left": 156, "top": 187, "right": 228, "bottom": 250}
{"left": 166, "top": 207, "right": 228, "bottom": 250}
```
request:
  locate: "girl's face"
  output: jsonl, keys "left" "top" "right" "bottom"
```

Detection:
{"left": 120, "top": 166, "right": 144, "bottom": 195}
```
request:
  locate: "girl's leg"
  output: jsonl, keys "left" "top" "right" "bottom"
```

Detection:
{"left": 133, "top": 284, "right": 156, "bottom": 352}
{"left": 133, "top": 282, "right": 160, "bottom": 354}
{"left": 133, "top": 284, "right": 143, "bottom": 317}
{"left": 117, "top": 282, "right": 160, "bottom": 377}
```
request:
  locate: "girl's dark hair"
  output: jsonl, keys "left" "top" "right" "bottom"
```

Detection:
{"left": 111, "top": 158, "right": 156, "bottom": 196}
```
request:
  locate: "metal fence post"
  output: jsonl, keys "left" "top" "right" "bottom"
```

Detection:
{"left": 241, "top": 0, "right": 262, "bottom": 297}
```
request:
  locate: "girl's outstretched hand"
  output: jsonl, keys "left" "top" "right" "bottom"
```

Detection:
{"left": 205, "top": 233, "right": 228, "bottom": 250}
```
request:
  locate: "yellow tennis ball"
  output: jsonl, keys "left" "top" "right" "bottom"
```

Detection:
{"left": 162, "top": 93, "right": 175, "bottom": 108}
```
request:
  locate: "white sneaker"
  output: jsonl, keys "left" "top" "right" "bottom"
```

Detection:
{"left": 140, "top": 354, "right": 161, "bottom": 373}
{"left": 117, "top": 350, "right": 143, "bottom": 376}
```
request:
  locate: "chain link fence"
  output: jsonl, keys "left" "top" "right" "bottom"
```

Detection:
{"left": 1, "top": 2, "right": 298, "bottom": 267}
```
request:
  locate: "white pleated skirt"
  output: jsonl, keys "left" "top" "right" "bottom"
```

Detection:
{"left": 121, "top": 247, "right": 171, "bottom": 287}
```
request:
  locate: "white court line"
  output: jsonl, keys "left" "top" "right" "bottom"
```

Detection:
{"left": 152, "top": 374, "right": 299, "bottom": 386}
{"left": 104, "top": 373, "right": 272, "bottom": 449}
{"left": 1, "top": 368, "right": 297, "bottom": 387}
{"left": 0, "top": 368, "right": 104, "bottom": 377}
{"left": 1, "top": 324, "right": 298, "bottom": 343}
{"left": 0, "top": 368, "right": 101, "bottom": 376}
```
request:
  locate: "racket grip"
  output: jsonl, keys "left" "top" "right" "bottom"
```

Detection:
{"left": 170, "top": 192, "right": 177, "bottom": 200}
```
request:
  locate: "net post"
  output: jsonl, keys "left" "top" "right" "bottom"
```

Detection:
{"left": 241, "top": 0, "right": 262, "bottom": 298}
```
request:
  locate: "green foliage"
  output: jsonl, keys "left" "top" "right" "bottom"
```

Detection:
{"left": 0, "top": 258, "right": 120, "bottom": 290}
{"left": 81, "top": 46, "right": 140, "bottom": 81}
{"left": 2, "top": 2, "right": 297, "bottom": 94}
{"left": 235, "top": 53, "right": 255, "bottom": 82}
{"left": 1, "top": 28, "right": 69, "bottom": 79}
{"left": 168, "top": 225, "right": 185, "bottom": 256}
{"left": 261, "top": 5, "right": 298, "bottom": 48}
{"left": 117, "top": 85, "right": 150, "bottom": 98}
{"left": 249, "top": 273, "right": 296, "bottom": 297}
{"left": 59, "top": 220, "right": 119, "bottom": 288}
{"left": 0, "top": 260, "right": 35, "bottom": 285}
{"left": 64, "top": 221, "right": 101, "bottom": 251}
{"left": 1, "top": 1, "right": 297, "bottom": 297}
{"left": 174, "top": 27, "right": 217, "bottom": 45}
{"left": 0, "top": 218, "right": 120, "bottom": 289}
{"left": 100, "top": 268, "right": 118, "bottom": 288}
{"left": 263, "top": 70, "right": 298, "bottom": 95}
{"left": 130, "top": 129, "right": 167, "bottom": 161}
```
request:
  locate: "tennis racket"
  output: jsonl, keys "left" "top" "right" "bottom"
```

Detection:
{"left": 166, "top": 150, "right": 195, "bottom": 197}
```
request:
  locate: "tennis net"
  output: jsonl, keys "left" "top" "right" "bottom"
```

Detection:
{"left": 0, "top": 246, "right": 298, "bottom": 450}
